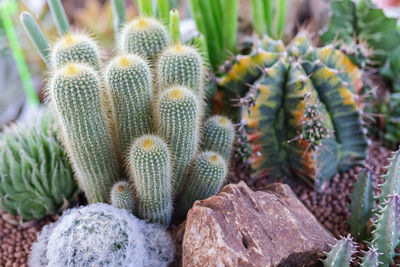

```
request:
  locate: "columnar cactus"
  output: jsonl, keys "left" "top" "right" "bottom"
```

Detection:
{"left": 111, "top": 181, "right": 135, "bottom": 212}
{"left": 51, "top": 33, "right": 100, "bottom": 68}
{"left": 22, "top": 4, "right": 234, "bottom": 226}
{"left": 49, "top": 63, "right": 120, "bottom": 203}
{"left": 223, "top": 33, "right": 367, "bottom": 187}
{"left": 179, "top": 151, "right": 227, "bottom": 215}
{"left": 119, "top": 17, "right": 169, "bottom": 61}
{"left": 201, "top": 115, "right": 235, "bottom": 161}
{"left": 157, "top": 44, "right": 203, "bottom": 94}
{"left": 0, "top": 110, "right": 77, "bottom": 221}
{"left": 128, "top": 135, "right": 172, "bottom": 225}
{"left": 29, "top": 204, "right": 175, "bottom": 267}
{"left": 156, "top": 87, "right": 200, "bottom": 196}
{"left": 105, "top": 54, "right": 153, "bottom": 156}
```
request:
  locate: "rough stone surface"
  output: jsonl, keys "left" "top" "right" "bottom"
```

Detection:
{"left": 182, "top": 182, "right": 334, "bottom": 267}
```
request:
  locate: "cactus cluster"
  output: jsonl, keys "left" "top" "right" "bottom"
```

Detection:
{"left": 22, "top": 2, "right": 235, "bottom": 226}
{"left": 218, "top": 33, "right": 368, "bottom": 187}
{"left": 29, "top": 203, "right": 175, "bottom": 267}
{"left": 325, "top": 149, "right": 400, "bottom": 266}
{"left": 0, "top": 109, "right": 78, "bottom": 221}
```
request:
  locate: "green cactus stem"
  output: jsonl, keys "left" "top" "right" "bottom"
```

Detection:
{"left": 360, "top": 247, "right": 381, "bottom": 267}
{"left": 51, "top": 33, "right": 100, "bottom": 68}
{"left": 110, "top": 181, "right": 135, "bottom": 212}
{"left": 201, "top": 115, "right": 235, "bottom": 161}
{"left": 49, "top": 63, "right": 120, "bottom": 203}
{"left": 348, "top": 169, "right": 375, "bottom": 240}
{"left": 119, "top": 17, "right": 169, "bottom": 61}
{"left": 377, "top": 149, "right": 400, "bottom": 205}
{"left": 128, "top": 135, "right": 172, "bottom": 225}
{"left": 179, "top": 151, "right": 227, "bottom": 216}
{"left": 323, "top": 235, "right": 357, "bottom": 267}
{"left": 156, "top": 87, "right": 200, "bottom": 196}
{"left": 371, "top": 194, "right": 400, "bottom": 265}
{"left": 105, "top": 54, "right": 153, "bottom": 157}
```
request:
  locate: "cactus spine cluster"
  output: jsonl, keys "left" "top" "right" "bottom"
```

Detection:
{"left": 110, "top": 181, "right": 135, "bottom": 212}
{"left": 22, "top": 3, "right": 235, "bottom": 226}
{"left": 322, "top": 235, "right": 357, "bottom": 267}
{"left": 221, "top": 33, "right": 367, "bottom": 187}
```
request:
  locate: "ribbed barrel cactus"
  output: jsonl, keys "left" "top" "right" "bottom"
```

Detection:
{"left": 0, "top": 110, "right": 77, "bottom": 221}
{"left": 220, "top": 33, "right": 367, "bottom": 187}
{"left": 22, "top": 4, "right": 235, "bottom": 225}
{"left": 29, "top": 203, "right": 175, "bottom": 267}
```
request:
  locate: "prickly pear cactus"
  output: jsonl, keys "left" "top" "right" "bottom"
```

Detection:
{"left": 221, "top": 33, "right": 367, "bottom": 186}
{"left": 0, "top": 110, "right": 77, "bottom": 221}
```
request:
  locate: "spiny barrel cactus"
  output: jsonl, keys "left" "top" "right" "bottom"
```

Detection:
{"left": 201, "top": 115, "right": 235, "bottom": 161}
{"left": 156, "top": 86, "right": 200, "bottom": 196}
{"left": 49, "top": 63, "right": 120, "bottom": 203}
{"left": 105, "top": 54, "right": 153, "bottom": 156}
{"left": 119, "top": 17, "right": 169, "bottom": 61}
{"left": 29, "top": 203, "right": 175, "bottom": 267}
{"left": 179, "top": 151, "right": 227, "bottom": 215}
{"left": 110, "top": 181, "right": 135, "bottom": 212}
{"left": 128, "top": 135, "right": 172, "bottom": 225}
{"left": 0, "top": 110, "right": 77, "bottom": 221}
{"left": 51, "top": 33, "right": 100, "bottom": 68}
{"left": 222, "top": 33, "right": 367, "bottom": 187}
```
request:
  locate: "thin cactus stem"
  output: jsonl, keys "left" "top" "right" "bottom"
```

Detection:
{"left": 276, "top": 0, "right": 287, "bottom": 40}
{"left": 169, "top": 9, "right": 180, "bottom": 44}
{"left": 222, "top": 0, "right": 238, "bottom": 54}
{"left": 251, "top": 0, "right": 267, "bottom": 36}
{"left": 262, "top": 0, "right": 273, "bottom": 36}
{"left": 47, "top": 0, "right": 70, "bottom": 35}
{"left": 111, "top": 0, "right": 126, "bottom": 38}
{"left": 20, "top": 12, "right": 51, "bottom": 66}
{"left": 137, "top": 0, "right": 154, "bottom": 17}
{"left": 157, "top": 0, "right": 170, "bottom": 24}
{"left": 1, "top": 1, "right": 39, "bottom": 108}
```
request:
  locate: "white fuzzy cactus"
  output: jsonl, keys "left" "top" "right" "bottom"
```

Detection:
{"left": 29, "top": 203, "right": 174, "bottom": 267}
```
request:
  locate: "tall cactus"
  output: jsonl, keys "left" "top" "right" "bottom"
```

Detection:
{"left": 156, "top": 87, "right": 200, "bottom": 196}
{"left": 128, "top": 135, "right": 172, "bottom": 225}
{"left": 322, "top": 235, "right": 357, "bottom": 267}
{"left": 105, "top": 54, "right": 153, "bottom": 156}
{"left": 49, "top": 63, "right": 120, "bottom": 203}
{"left": 119, "top": 17, "right": 169, "bottom": 61}
{"left": 179, "top": 151, "right": 227, "bottom": 215}
{"left": 51, "top": 33, "right": 100, "bottom": 68}
{"left": 201, "top": 115, "right": 235, "bottom": 161}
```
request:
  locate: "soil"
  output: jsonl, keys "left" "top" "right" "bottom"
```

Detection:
{"left": 0, "top": 140, "right": 397, "bottom": 266}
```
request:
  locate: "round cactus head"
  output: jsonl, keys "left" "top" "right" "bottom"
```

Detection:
{"left": 157, "top": 44, "right": 204, "bottom": 94}
{"left": 51, "top": 33, "right": 100, "bottom": 68}
{"left": 201, "top": 115, "right": 235, "bottom": 161}
{"left": 119, "top": 17, "right": 169, "bottom": 60}
{"left": 29, "top": 203, "right": 175, "bottom": 267}
{"left": 110, "top": 181, "right": 135, "bottom": 212}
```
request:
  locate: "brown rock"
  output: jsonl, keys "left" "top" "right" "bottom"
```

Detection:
{"left": 182, "top": 182, "right": 334, "bottom": 267}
